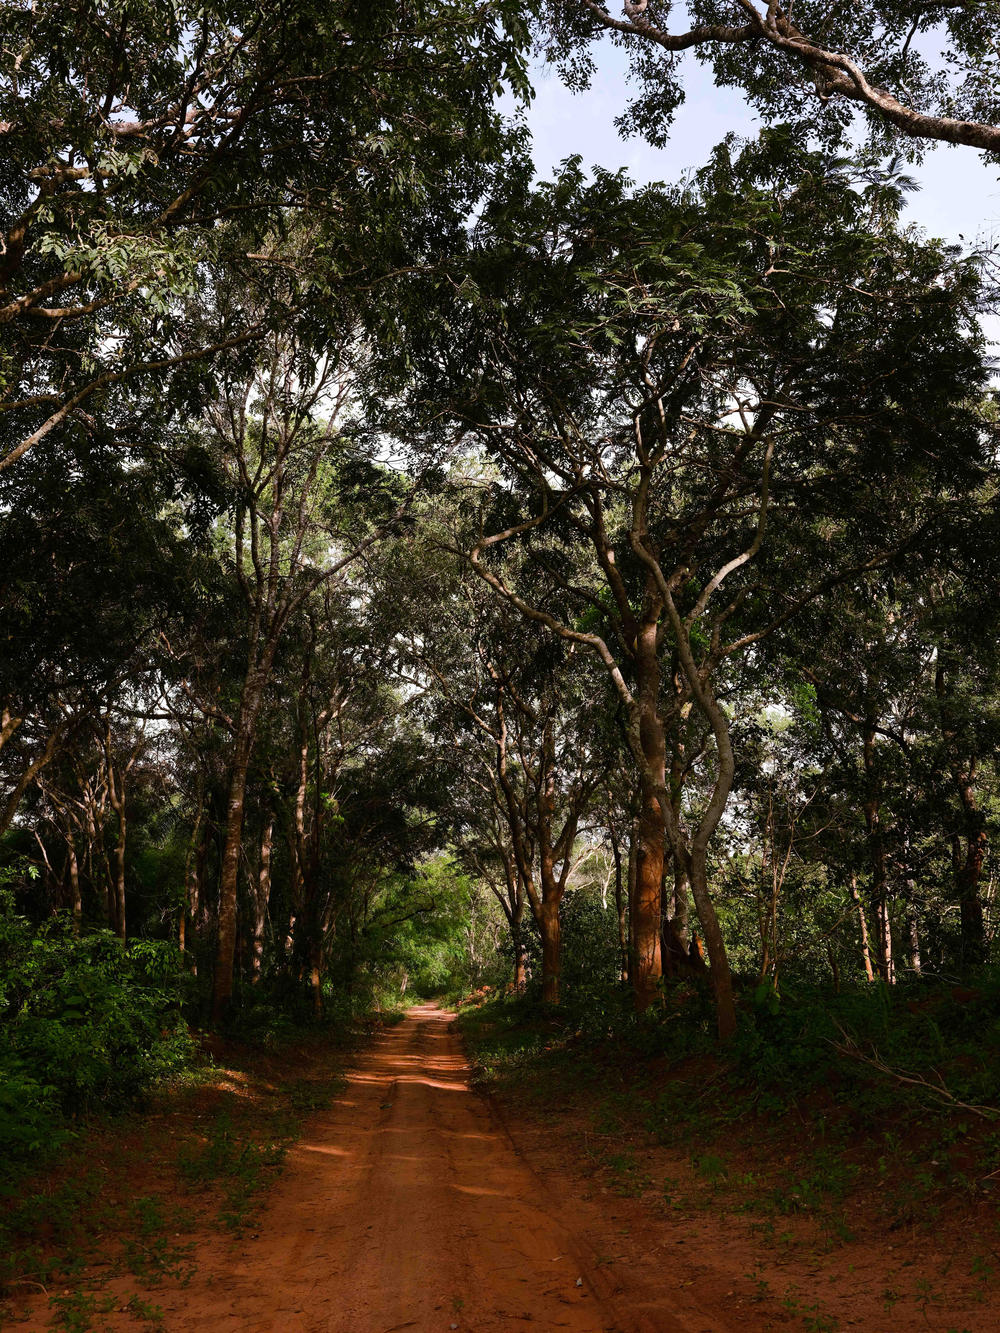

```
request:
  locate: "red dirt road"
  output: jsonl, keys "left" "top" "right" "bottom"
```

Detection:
{"left": 165, "top": 1002, "right": 695, "bottom": 1333}
{"left": 83, "top": 1004, "right": 712, "bottom": 1333}
{"left": 10, "top": 1004, "right": 995, "bottom": 1332}
{"left": 13, "top": 1003, "right": 745, "bottom": 1332}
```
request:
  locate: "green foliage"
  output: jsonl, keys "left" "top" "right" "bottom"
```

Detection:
{"left": 559, "top": 889, "right": 623, "bottom": 995}
{"left": 177, "top": 1114, "right": 287, "bottom": 1232}
{"left": 543, "top": 0, "right": 1000, "bottom": 159}
{"left": 0, "top": 893, "right": 194, "bottom": 1172}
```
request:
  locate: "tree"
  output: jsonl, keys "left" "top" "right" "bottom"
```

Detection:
{"left": 2, "top": 0, "right": 531, "bottom": 478}
{"left": 165, "top": 322, "right": 415, "bottom": 1022}
{"left": 544, "top": 0, "right": 1000, "bottom": 155}
{"left": 393, "top": 138, "right": 990, "bottom": 1035}
{"left": 0, "top": 412, "right": 197, "bottom": 842}
{"left": 401, "top": 536, "right": 606, "bottom": 1003}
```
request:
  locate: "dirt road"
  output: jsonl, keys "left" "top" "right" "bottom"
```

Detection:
{"left": 125, "top": 1004, "right": 703, "bottom": 1332}
{"left": 11, "top": 1003, "right": 993, "bottom": 1332}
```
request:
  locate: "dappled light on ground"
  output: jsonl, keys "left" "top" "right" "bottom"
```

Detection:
{"left": 13, "top": 1005, "right": 690, "bottom": 1332}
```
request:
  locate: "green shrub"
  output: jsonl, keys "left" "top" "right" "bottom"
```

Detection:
{"left": 0, "top": 892, "right": 195, "bottom": 1172}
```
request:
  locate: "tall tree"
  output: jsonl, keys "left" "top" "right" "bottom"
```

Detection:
{"left": 402, "top": 543, "right": 606, "bottom": 1004}
{"left": 392, "top": 138, "right": 990, "bottom": 1035}
{"left": 2, "top": 0, "right": 531, "bottom": 477}
{"left": 169, "top": 326, "right": 414, "bottom": 1022}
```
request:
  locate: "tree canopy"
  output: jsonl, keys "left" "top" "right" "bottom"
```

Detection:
{"left": 2, "top": 0, "right": 1000, "bottom": 1097}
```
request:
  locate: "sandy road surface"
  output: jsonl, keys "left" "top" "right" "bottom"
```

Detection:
{"left": 13, "top": 1004, "right": 741, "bottom": 1332}
{"left": 102, "top": 1004, "right": 715, "bottom": 1332}
{"left": 151, "top": 1002, "right": 690, "bottom": 1333}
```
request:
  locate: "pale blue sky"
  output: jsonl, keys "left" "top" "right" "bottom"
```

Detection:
{"left": 521, "top": 47, "right": 1000, "bottom": 252}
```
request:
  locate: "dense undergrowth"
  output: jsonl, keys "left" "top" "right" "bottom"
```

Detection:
{"left": 0, "top": 894, "right": 195, "bottom": 1171}
{"left": 0, "top": 880, "right": 422, "bottom": 1189}
{"left": 459, "top": 976, "right": 1000, "bottom": 1239}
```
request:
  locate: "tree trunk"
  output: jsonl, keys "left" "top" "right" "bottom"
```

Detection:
{"left": 632, "top": 622, "right": 664, "bottom": 1009}
{"left": 688, "top": 844, "right": 738, "bottom": 1037}
{"left": 609, "top": 823, "right": 629, "bottom": 983}
{"left": 252, "top": 817, "right": 274, "bottom": 984}
{"left": 512, "top": 916, "right": 528, "bottom": 991}
{"left": 181, "top": 796, "right": 205, "bottom": 964}
{"left": 0, "top": 724, "right": 64, "bottom": 840}
{"left": 671, "top": 852, "right": 691, "bottom": 949}
{"left": 863, "top": 722, "right": 893, "bottom": 984}
{"left": 906, "top": 912, "right": 922, "bottom": 976}
{"left": 850, "top": 874, "right": 875, "bottom": 982}
{"left": 633, "top": 787, "right": 664, "bottom": 1007}
{"left": 876, "top": 898, "right": 895, "bottom": 984}
{"left": 212, "top": 719, "right": 257, "bottom": 1025}
{"left": 539, "top": 897, "right": 561, "bottom": 1005}
{"left": 66, "top": 831, "right": 81, "bottom": 934}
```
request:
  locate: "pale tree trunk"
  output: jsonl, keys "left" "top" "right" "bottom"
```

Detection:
{"left": 252, "top": 816, "right": 274, "bottom": 983}
{"left": 850, "top": 874, "right": 876, "bottom": 982}
{"left": 1, "top": 723, "right": 64, "bottom": 840}
{"left": 906, "top": 911, "right": 922, "bottom": 976}
{"left": 632, "top": 621, "right": 664, "bottom": 1009}
{"left": 181, "top": 800, "right": 206, "bottom": 967}
{"left": 513, "top": 917, "right": 528, "bottom": 991}
{"left": 666, "top": 755, "right": 690, "bottom": 951}
{"left": 877, "top": 900, "right": 895, "bottom": 984}
{"left": 627, "top": 814, "right": 639, "bottom": 981}
{"left": 664, "top": 618, "right": 738, "bottom": 1040}
{"left": 80, "top": 776, "right": 105, "bottom": 898}
{"left": 507, "top": 863, "right": 529, "bottom": 992}
{"left": 671, "top": 855, "right": 691, "bottom": 950}
{"left": 609, "top": 821, "right": 629, "bottom": 983}
{"left": 33, "top": 829, "right": 56, "bottom": 902}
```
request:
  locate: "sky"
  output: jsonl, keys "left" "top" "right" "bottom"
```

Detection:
{"left": 519, "top": 45, "right": 1000, "bottom": 253}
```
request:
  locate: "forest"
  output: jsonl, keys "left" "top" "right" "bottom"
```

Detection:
{"left": 3, "top": 0, "right": 1000, "bottom": 1328}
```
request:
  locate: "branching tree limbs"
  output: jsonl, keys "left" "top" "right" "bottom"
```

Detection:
{"left": 547, "top": 0, "right": 1000, "bottom": 155}
{"left": 2, "top": 0, "right": 532, "bottom": 488}
{"left": 393, "top": 142, "right": 991, "bottom": 1036}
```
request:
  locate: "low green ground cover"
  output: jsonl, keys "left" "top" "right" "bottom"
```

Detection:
{"left": 458, "top": 975, "right": 1000, "bottom": 1235}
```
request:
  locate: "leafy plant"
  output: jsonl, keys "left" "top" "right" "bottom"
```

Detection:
{"left": 0, "top": 893, "right": 195, "bottom": 1173}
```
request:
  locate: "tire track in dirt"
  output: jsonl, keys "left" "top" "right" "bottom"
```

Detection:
{"left": 17, "top": 1004, "right": 732, "bottom": 1332}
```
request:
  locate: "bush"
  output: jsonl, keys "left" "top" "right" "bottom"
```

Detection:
{"left": 0, "top": 893, "right": 195, "bottom": 1172}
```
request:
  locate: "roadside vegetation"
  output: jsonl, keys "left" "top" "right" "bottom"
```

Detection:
{"left": 460, "top": 980, "right": 1000, "bottom": 1329}
{"left": 0, "top": 1006, "right": 370, "bottom": 1330}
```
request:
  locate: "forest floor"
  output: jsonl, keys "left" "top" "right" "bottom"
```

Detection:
{"left": 1, "top": 1001, "right": 997, "bottom": 1332}
{"left": 459, "top": 996, "right": 1000, "bottom": 1333}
